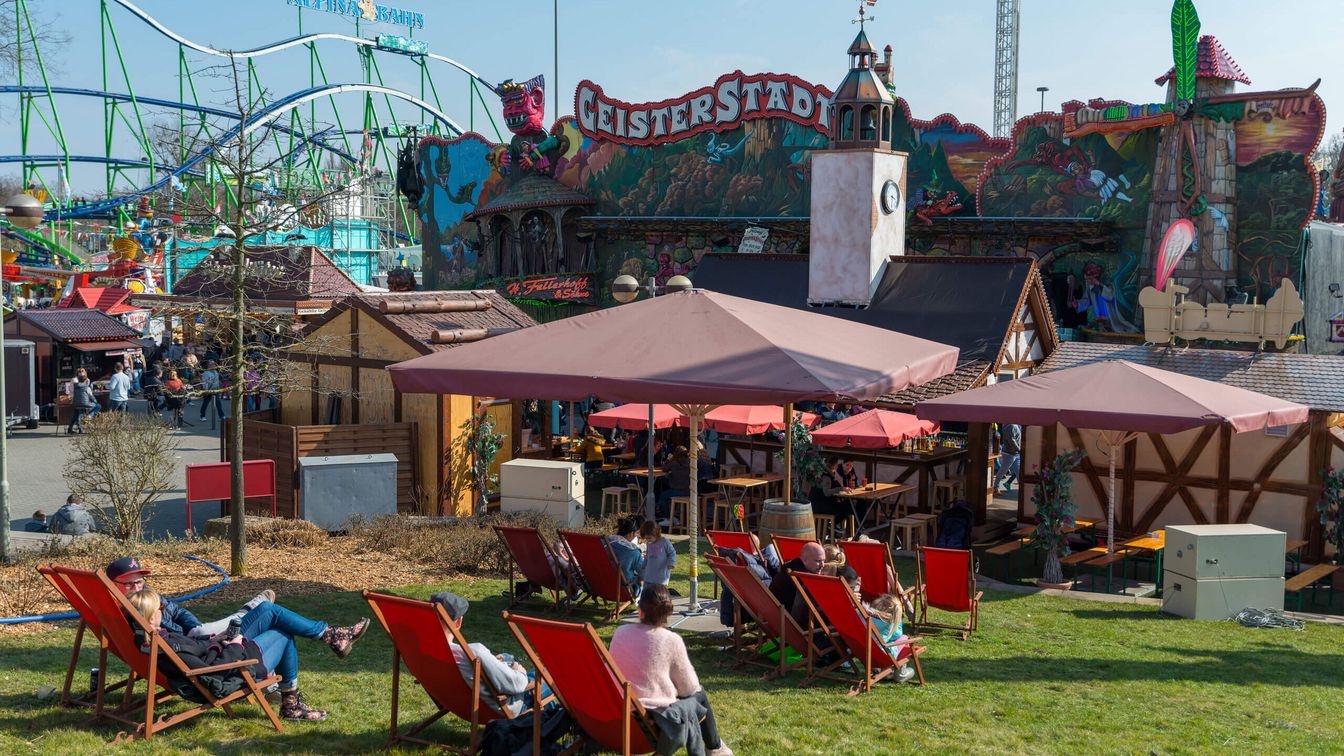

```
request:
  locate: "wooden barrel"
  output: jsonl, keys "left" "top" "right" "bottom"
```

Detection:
{"left": 758, "top": 498, "right": 814, "bottom": 546}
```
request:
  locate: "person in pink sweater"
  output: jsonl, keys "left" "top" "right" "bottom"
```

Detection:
{"left": 609, "top": 585, "right": 733, "bottom": 756}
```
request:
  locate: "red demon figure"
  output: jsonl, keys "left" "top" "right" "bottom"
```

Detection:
{"left": 495, "top": 75, "right": 568, "bottom": 175}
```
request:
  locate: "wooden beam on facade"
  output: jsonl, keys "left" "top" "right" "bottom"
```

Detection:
{"left": 1136, "top": 426, "right": 1217, "bottom": 532}
{"left": 1065, "top": 427, "right": 1111, "bottom": 510}
{"left": 1306, "top": 412, "right": 1330, "bottom": 562}
{"left": 1234, "top": 422, "right": 1311, "bottom": 523}
{"left": 1216, "top": 425, "right": 1232, "bottom": 523}
{"left": 1122, "top": 437, "right": 1137, "bottom": 531}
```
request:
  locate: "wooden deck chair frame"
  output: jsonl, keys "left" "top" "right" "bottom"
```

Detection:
{"left": 558, "top": 530, "right": 639, "bottom": 620}
{"left": 772, "top": 535, "right": 818, "bottom": 564}
{"left": 493, "top": 525, "right": 587, "bottom": 613}
{"left": 504, "top": 611, "right": 662, "bottom": 756}
{"left": 363, "top": 590, "right": 555, "bottom": 753}
{"left": 36, "top": 565, "right": 131, "bottom": 711}
{"left": 704, "top": 530, "right": 760, "bottom": 600}
{"left": 47, "top": 566, "right": 282, "bottom": 742}
{"left": 706, "top": 558, "right": 849, "bottom": 686}
{"left": 791, "top": 571, "right": 927, "bottom": 696}
{"left": 839, "top": 540, "right": 917, "bottom": 618}
{"left": 914, "top": 546, "right": 982, "bottom": 640}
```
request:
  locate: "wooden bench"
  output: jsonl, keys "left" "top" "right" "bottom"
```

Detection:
{"left": 1285, "top": 563, "right": 1339, "bottom": 611}
{"left": 1079, "top": 549, "right": 1130, "bottom": 594}
{"left": 984, "top": 537, "right": 1028, "bottom": 581}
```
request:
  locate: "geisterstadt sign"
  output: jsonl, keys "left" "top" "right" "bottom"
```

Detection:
{"left": 286, "top": 0, "right": 425, "bottom": 30}
{"left": 574, "top": 72, "right": 833, "bottom": 146}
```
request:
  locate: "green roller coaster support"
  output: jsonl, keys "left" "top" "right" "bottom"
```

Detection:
{"left": 17, "top": 0, "right": 70, "bottom": 191}
{"left": 471, "top": 79, "right": 502, "bottom": 141}
{"left": 1, "top": 219, "right": 82, "bottom": 264}
{"left": 101, "top": 0, "right": 155, "bottom": 195}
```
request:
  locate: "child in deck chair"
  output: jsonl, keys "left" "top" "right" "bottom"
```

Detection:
{"left": 869, "top": 593, "right": 917, "bottom": 683}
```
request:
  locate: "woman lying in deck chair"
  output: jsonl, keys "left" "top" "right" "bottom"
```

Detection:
{"left": 125, "top": 589, "right": 328, "bottom": 721}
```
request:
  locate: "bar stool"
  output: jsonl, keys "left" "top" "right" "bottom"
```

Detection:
{"left": 624, "top": 484, "right": 644, "bottom": 514}
{"left": 814, "top": 514, "right": 837, "bottom": 543}
{"left": 907, "top": 512, "right": 938, "bottom": 546}
{"left": 889, "top": 516, "right": 925, "bottom": 551}
{"left": 669, "top": 497, "right": 692, "bottom": 535}
{"left": 932, "top": 478, "right": 964, "bottom": 513}
{"left": 703, "top": 493, "right": 732, "bottom": 530}
{"left": 600, "top": 487, "right": 630, "bottom": 519}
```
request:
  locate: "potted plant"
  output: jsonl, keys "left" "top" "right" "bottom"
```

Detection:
{"left": 1318, "top": 466, "right": 1344, "bottom": 565}
{"left": 774, "top": 414, "right": 828, "bottom": 503}
{"left": 463, "top": 412, "right": 505, "bottom": 516}
{"left": 1030, "top": 450, "right": 1086, "bottom": 589}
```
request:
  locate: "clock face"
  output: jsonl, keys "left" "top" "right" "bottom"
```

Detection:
{"left": 880, "top": 179, "right": 901, "bottom": 215}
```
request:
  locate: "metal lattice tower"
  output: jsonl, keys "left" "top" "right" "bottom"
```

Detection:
{"left": 992, "top": 0, "right": 1021, "bottom": 138}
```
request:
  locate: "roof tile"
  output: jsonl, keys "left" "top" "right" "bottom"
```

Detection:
{"left": 10, "top": 309, "right": 141, "bottom": 341}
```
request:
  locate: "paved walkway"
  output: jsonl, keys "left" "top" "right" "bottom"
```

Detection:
{"left": 6, "top": 397, "right": 226, "bottom": 547}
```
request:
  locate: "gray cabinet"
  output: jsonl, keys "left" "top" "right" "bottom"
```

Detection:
{"left": 1161, "top": 524, "right": 1285, "bottom": 620}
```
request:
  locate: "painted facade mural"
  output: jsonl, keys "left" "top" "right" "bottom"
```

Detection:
{"left": 419, "top": 1, "right": 1325, "bottom": 333}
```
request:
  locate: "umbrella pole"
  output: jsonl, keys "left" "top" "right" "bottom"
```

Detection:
{"left": 686, "top": 407, "right": 705, "bottom": 614}
{"left": 783, "top": 403, "right": 794, "bottom": 503}
{"left": 1107, "top": 448, "right": 1116, "bottom": 555}
{"left": 646, "top": 404, "right": 657, "bottom": 521}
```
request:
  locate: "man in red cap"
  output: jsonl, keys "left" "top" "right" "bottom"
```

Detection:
{"left": 106, "top": 556, "right": 368, "bottom": 659}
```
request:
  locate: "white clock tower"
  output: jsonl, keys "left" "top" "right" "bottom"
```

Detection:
{"left": 808, "top": 26, "right": 908, "bottom": 306}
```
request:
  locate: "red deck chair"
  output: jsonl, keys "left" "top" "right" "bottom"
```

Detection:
{"left": 559, "top": 530, "right": 638, "bottom": 619}
{"left": 915, "top": 546, "right": 982, "bottom": 640}
{"left": 707, "top": 558, "right": 847, "bottom": 684}
{"left": 704, "top": 530, "right": 761, "bottom": 599}
{"left": 772, "top": 535, "right": 818, "bottom": 564}
{"left": 47, "top": 566, "right": 282, "bottom": 741}
{"left": 840, "top": 540, "right": 916, "bottom": 615}
{"left": 505, "top": 612, "right": 659, "bottom": 755}
{"left": 364, "top": 591, "right": 554, "bottom": 752}
{"left": 493, "top": 525, "right": 581, "bottom": 611}
{"left": 36, "top": 565, "right": 131, "bottom": 709}
{"left": 792, "top": 571, "right": 926, "bottom": 695}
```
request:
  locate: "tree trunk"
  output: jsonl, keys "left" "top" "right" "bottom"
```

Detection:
{"left": 1042, "top": 551, "right": 1064, "bottom": 585}
{"left": 228, "top": 117, "right": 248, "bottom": 577}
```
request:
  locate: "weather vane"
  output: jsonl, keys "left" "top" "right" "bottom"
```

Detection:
{"left": 853, "top": 0, "right": 876, "bottom": 28}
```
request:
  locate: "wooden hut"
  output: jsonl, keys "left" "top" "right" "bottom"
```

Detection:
{"left": 279, "top": 290, "right": 539, "bottom": 515}
{"left": 1018, "top": 342, "right": 1344, "bottom": 561}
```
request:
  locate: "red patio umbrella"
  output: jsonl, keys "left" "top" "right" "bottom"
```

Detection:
{"left": 691, "top": 405, "right": 820, "bottom": 435}
{"left": 389, "top": 289, "right": 959, "bottom": 611}
{"left": 916, "top": 360, "right": 1309, "bottom": 553}
{"left": 811, "top": 409, "right": 939, "bottom": 449}
{"left": 588, "top": 403, "right": 684, "bottom": 431}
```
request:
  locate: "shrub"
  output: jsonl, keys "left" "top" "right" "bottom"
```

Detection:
{"left": 63, "top": 412, "right": 178, "bottom": 543}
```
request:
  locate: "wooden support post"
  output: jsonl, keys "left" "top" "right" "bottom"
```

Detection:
{"left": 1122, "top": 437, "right": 1137, "bottom": 532}
{"left": 1306, "top": 411, "right": 1330, "bottom": 563}
{"left": 967, "top": 422, "right": 990, "bottom": 525}
{"left": 1216, "top": 424, "right": 1232, "bottom": 523}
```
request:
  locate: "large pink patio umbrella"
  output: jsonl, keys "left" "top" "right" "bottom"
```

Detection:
{"left": 588, "top": 403, "right": 684, "bottom": 431}
{"left": 690, "top": 405, "right": 820, "bottom": 435}
{"left": 390, "top": 289, "right": 959, "bottom": 610}
{"left": 811, "top": 409, "right": 938, "bottom": 449}
{"left": 916, "top": 360, "right": 1309, "bottom": 553}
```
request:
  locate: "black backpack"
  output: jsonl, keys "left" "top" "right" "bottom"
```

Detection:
{"left": 934, "top": 500, "right": 975, "bottom": 550}
{"left": 478, "top": 706, "right": 574, "bottom": 756}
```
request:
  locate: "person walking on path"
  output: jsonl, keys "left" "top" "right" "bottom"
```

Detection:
{"left": 106, "top": 362, "right": 132, "bottom": 413}
{"left": 995, "top": 423, "right": 1022, "bottom": 494}
{"left": 198, "top": 360, "right": 225, "bottom": 423}
{"left": 66, "top": 368, "right": 99, "bottom": 433}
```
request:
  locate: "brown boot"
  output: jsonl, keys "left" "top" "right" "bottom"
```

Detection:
{"left": 279, "top": 689, "right": 326, "bottom": 721}
{"left": 321, "top": 618, "right": 369, "bottom": 659}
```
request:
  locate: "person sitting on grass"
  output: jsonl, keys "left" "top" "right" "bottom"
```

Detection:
{"left": 640, "top": 520, "right": 677, "bottom": 591}
{"left": 106, "top": 556, "right": 368, "bottom": 662}
{"left": 604, "top": 516, "right": 645, "bottom": 593}
{"left": 124, "top": 588, "right": 331, "bottom": 721}
{"left": 609, "top": 585, "right": 734, "bottom": 756}
{"left": 432, "top": 592, "right": 555, "bottom": 715}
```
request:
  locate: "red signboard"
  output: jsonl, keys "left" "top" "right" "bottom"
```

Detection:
{"left": 574, "top": 71, "right": 834, "bottom": 147}
{"left": 497, "top": 272, "right": 597, "bottom": 304}
{"left": 184, "top": 459, "right": 277, "bottom": 531}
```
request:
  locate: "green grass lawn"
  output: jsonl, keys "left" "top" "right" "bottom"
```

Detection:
{"left": 3, "top": 547, "right": 1343, "bottom": 754}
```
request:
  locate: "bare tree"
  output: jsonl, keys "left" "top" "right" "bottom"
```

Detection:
{"left": 0, "top": 0, "right": 69, "bottom": 79}
{"left": 148, "top": 56, "right": 359, "bottom": 575}
{"left": 64, "top": 413, "right": 178, "bottom": 543}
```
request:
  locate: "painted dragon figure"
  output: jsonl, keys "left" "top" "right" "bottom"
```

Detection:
{"left": 912, "top": 188, "right": 964, "bottom": 225}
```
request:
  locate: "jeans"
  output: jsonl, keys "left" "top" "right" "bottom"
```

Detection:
{"left": 108, "top": 400, "right": 128, "bottom": 413}
{"left": 67, "top": 404, "right": 99, "bottom": 432}
{"left": 253, "top": 630, "right": 298, "bottom": 689}
{"left": 995, "top": 454, "right": 1021, "bottom": 490}
{"left": 199, "top": 393, "right": 224, "bottom": 421}
{"left": 239, "top": 600, "right": 328, "bottom": 641}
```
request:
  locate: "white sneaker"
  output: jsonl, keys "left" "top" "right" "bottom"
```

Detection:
{"left": 708, "top": 744, "right": 734, "bottom": 756}
{"left": 897, "top": 665, "right": 916, "bottom": 683}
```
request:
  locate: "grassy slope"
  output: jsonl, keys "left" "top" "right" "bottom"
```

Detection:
{"left": 2, "top": 548, "right": 1342, "bottom": 755}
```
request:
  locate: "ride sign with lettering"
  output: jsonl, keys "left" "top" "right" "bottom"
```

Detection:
{"left": 574, "top": 72, "right": 833, "bottom": 146}
{"left": 497, "top": 273, "right": 597, "bottom": 305}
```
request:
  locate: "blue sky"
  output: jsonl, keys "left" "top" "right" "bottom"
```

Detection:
{"left": 6, "top": 0, "right": 1341, "bottom": 193}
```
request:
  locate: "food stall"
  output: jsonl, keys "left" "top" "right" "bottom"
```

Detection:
{"left": 2, "top": 308, "right": 143, "bottom": 422}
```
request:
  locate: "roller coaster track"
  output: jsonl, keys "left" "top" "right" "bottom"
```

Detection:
{"left": 114, "top": 0, "right": 496, "bottom": 93}
{"left": 0, "top": 219, "right": 82, "bottom": 263}
{"left": 30, "top": 82, "right": 462, "bottom": 220}
{"left": 0, "top": 154, "right": 204, "bottom": 178}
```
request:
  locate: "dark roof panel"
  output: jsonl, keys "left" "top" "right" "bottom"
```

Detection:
{"left": 10, "top": 309, "right": 140, "bottom": 341}
{"left": 172, "top": 246, "right": 362, "bottom": 301}
{"left": 1037, "top": 342, "right": 1344, "bottom": 413}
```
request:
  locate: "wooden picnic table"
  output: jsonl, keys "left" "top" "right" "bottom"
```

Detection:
{"left": 1120, "top": 529, "right": 1166, "bottom": 596}
{"left": 834, "top": 482, "right": 914, "bottom": 534}
{"left": 609, "top": 451, "right": 636, "bottom": 462}
{"left": 707, "top": 473, "right": 783, "bottom": 528}
{"left": 623, "top": 467, "right": 666, "bottom": 503}
{"left": 1011, "top": 518, "right": 1099, "bottom": 538}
